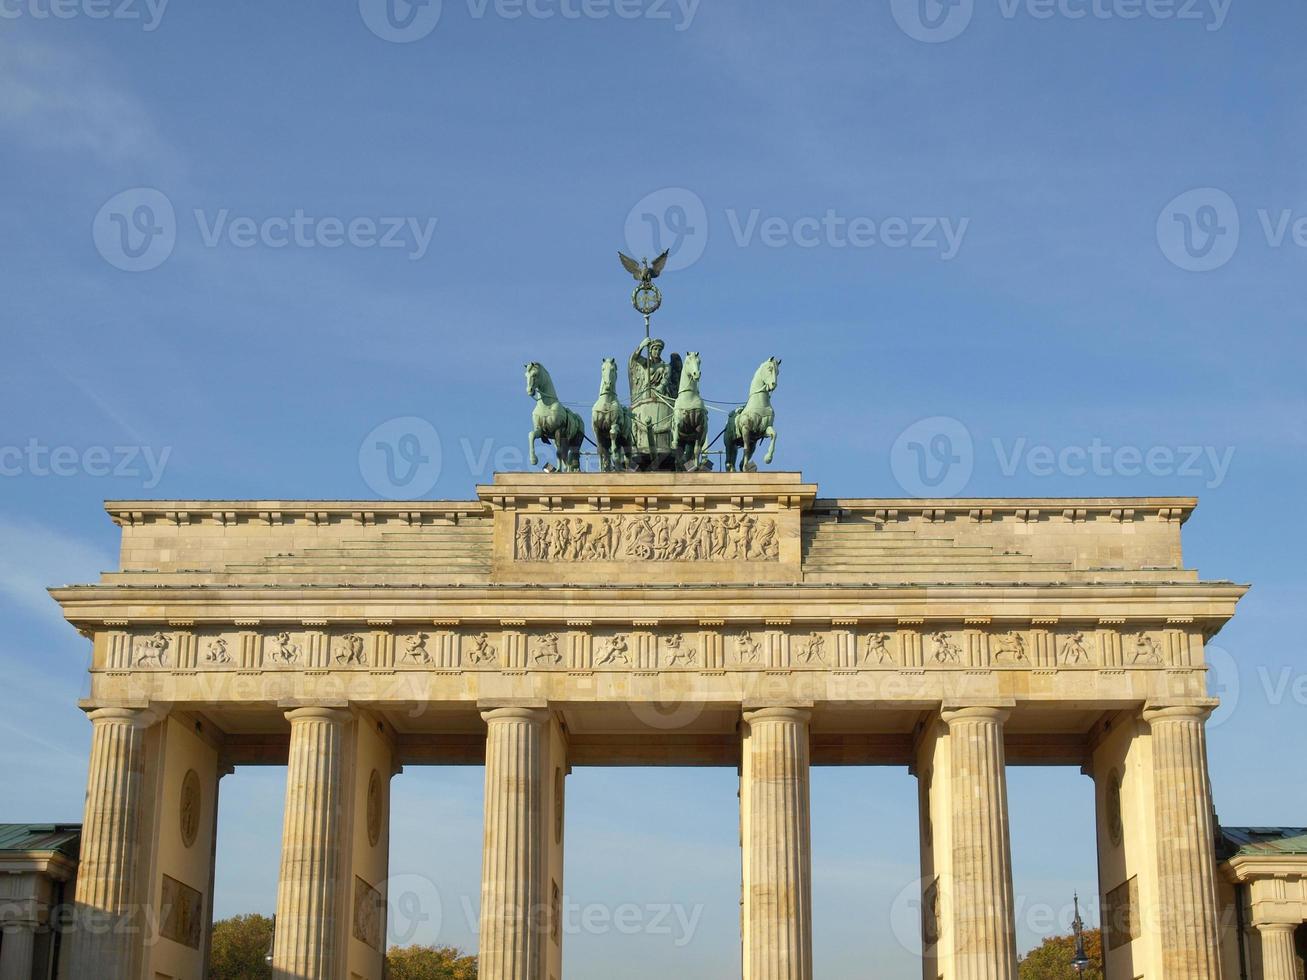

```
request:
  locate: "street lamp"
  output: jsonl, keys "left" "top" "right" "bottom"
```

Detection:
{"left": 264, "top": 914, "right": 275, "bottom": 966}
{"left": 1071, "top": 893, "right": 1091, "bottom": 975}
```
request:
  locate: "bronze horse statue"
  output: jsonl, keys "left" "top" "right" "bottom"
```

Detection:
{"left": 591, "top": 357, "right": 633, "bottom": 472}
{"left": 526, "top": 361, "right": 584, "bottom": 472}
{"left": 725, "top": 357, "right": 780, "bottom": 472}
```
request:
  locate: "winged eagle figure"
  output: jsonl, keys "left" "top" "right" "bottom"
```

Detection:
{"left": 618, "top": 249, "right": 671, "bottom": 286}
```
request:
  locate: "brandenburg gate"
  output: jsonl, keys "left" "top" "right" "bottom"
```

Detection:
{"left": 53, "top": 472, "right": 1244, "bottom": 979}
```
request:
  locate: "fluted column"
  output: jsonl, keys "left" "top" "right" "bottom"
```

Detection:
{"left": 741, "top": 707, "right": 812, "bottom": 980}
{"left": 272, "top": 706, "right": 350, "bottom": 980}
{"left": 1256, "top": 922, "right": 1301, "bottom": 980}
{"left": 0, "top": 922, "right": 37, "bottom": 980}
{"left": 1143, "top": 703, "right": 1222, "bottom": 979}
{"left": 480, "top": 707, "right": 549, "bottom": 980}
{"left": 66, "top": 706, "right": 153, "bottom": 980}
{"left": 941, "top": 706, "right": 1017, "bottom": 980}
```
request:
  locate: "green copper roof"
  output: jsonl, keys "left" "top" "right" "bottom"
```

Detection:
{"left": 1221, "top": 826, "right": 1307, "bottom": 857}
{"left": 0, "top": 824, "right": 81, "bottom": 859}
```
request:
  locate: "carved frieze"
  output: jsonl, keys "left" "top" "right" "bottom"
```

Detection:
{"left": 533, "top": 632, "right": 563, "bottom": 666}
{"left": 266, "top": 632, "right": 301, "bottom": 666}
{"left": 929, "top": 632, "right": 962, "bottom": 665}
{"left": 134, "top": 631, "right": 170, "bottom": 668}
{"left": 203, "top": 638, "right": 231, "bottom": 665}
{"left": 159, "top": 874, "right": 204, "bottom": 950}
{"left": 513, "top": 512, "right": 780, "bottom": 563}
{"left": 101, "top": 622, "right": 1197, "bottom": 676}
{"left": 862, "top": 632, "right": 895, "bottom": 666}
{"left": 991, "top": 632, "right": 1029, "bottom": 666}
{"left": 335, "top": 633, "right": 367, "bottom": 666}
{"left": 1059, "top": 631, "right": 1092, "bottom": 666}
{"left": 663, "top": 632, "right": 697, "bottom": 667}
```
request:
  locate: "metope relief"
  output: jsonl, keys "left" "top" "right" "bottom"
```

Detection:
{"left": 532, "top": 632, "right": 563, "bottom": 666}
{"left": 595, "top": 634, "right": 631, "bottom": 666}
{"left": 796, "top": 632, "right": 827, "bottom": 666}
{"left": 733, "top": 631, "right": 763, "bottom": 666}
{"left": 1059, "top": 631, "right": 1092, "bottom": 666}
{"left": 1130, "top": 632, "right": 1162, "bottom": 665}
{"left": 134, "top": 631, "right": 171, "bottom": 668}
{"left": 334, "top": 633, "right": 367, "bottom": 667}
{"left": 662, "top": 633, "right": 698, "bottom": 668}
{"left": 514, "top": 512, "right": 780, "bottom": 563}
{"left": 930, "top": 632, "right": 962, "bottom": 665}
{"left": 403, "top": 633, "right": 432, "bottom": 665}
{"left": 861, "top": 632, "right": 896, "bottom": 667}
{"left": 266, "top": 632, "right": 302, "bottom": 666}
{"left": 991, "top": 632, "right": 1029, "bottom": 666}
{"left": 203, "top": 637, "right": 231, "bottom": 665}
{"left": 465, "top": 632, "right": 499, "bottom": 667}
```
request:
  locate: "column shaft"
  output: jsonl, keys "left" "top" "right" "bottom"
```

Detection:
{"left": 66, "top": 707, "right": 152, "bottom": 980}
{"left": 1144, "top": 704, "right": 1222, "bottom": 979}
{"left": 272, "top": 707, "right": 350, "bottom": 980}
{"left": 479, "top": 707, "right": 548, "bottom": 980}
{"left": 1257, "top": 923, "right": 1301, "bottom": 980}
{"left": 742, "top": 707, "right": 813, "bottom": 980}
{"left": 942, "top": 706, "right": 1017, "bottom": 980}
{"left": 0, "top": 924, "right": 36, "bottom": 980}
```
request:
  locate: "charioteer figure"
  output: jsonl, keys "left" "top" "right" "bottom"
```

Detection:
{"left": 628, "top": 336, "right": 681, "bottom": 469}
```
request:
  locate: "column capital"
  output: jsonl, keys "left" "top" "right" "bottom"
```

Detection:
{"left": 1255, "top": 920, "right": 1302, "bottom": 934}
{"left": 941, "top": 704, "right": 1011, "bottom": 726}
{"left": 742, "top": 705, "right": 812, "bottom": 725}
{"left": 481, "top": 706, "right": 550, "bottom": 725}
{"left": 283, "top": 705, "right": 352, "bottom": 725}
{"left": 1142, "top": 700, "right": 1217, "bottom": 725}
{"left": 85, "top": 706, "right": 158, "bottom": 728}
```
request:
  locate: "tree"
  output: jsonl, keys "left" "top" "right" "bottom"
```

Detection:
{"left": 208, "top": 913, "right": 273, "bottom": 980}
{"left": 1018, "top": 929, "right": 1104, "bottom": 980}
{"left": 386, "top": 945, "right": 478, "bottom": 980}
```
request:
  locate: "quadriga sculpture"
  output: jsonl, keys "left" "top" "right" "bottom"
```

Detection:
{"left": 526, "top": 361, "right": 584, "bottom": 472}
{"left": 591, "top": 357, "right": 633, "bottom": 472}
{"left": 673, "top": 351, "right": 708, "bottom": 470}
{"left": 725, "top": 356, "right": 780, "bottom": 473}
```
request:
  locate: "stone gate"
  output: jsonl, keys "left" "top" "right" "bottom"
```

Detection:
{"left": 52, "top": 472, "right": 1245, "bottom": 979}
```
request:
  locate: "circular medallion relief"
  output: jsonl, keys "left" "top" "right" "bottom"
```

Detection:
{"left": 367, "top": 769, "right": 383, "bottom": 848}
{"left": 180, "top": 769, "right": 201, "bottom": 849}
{"left": 1107, "top": 768, "right": 1124, "bottom": 848}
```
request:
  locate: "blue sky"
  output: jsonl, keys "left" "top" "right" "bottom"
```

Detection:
{"left": 1, "top": 0, "right": 1304, "bottom": 976}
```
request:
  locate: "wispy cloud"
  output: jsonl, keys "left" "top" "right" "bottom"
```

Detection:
{"left": 0, "top": 518, "right": 111, "bottom": 622}
{"left": 0, "top": 34, "right": 173, "bottom": 167}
